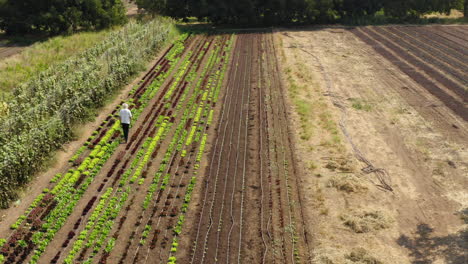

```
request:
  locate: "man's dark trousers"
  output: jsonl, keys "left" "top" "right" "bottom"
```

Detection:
{"left": 122, "top": 123, "right": 130, "bottom": 143}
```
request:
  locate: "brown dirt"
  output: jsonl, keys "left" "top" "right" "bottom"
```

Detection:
{"left": 351, "top": 26, "right": 467, "bottom": 121}
{"left": 123, "top": 0, "right": 139, "bottom": 17}
{"left": 179, "top": 32, "right": 311, "bottom": 264}
{"left": 276, "top": 26, "right": 467, "bottom": 264}
{"left": 0, "top": 47, "right": 23, "bottom": 60}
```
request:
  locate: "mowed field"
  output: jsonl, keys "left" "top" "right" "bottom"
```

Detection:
{"left": 278, "top": 25, "right": 467, "bottom": 263}
{"left": 0, "top": 32, "right": 310, "bottom": 264}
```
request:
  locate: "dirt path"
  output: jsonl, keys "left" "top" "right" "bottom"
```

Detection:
{"left": 277, "top": 26, "right": 467, "bottom": 263}
{"left": 0, "top": 47, "right": 24, "bottom": 60}
{"left": 123, "top": 0, "right": 139, "bottom": 17}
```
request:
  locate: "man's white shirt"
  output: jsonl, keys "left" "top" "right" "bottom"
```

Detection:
{"left": 120, "top": 109, "right": 132, "bottom": 124}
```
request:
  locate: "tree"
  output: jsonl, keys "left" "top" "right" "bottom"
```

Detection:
{"left": 334, "top": 0, "right": 383, "bottom": 18}
{"left": 135, "top": 0, "right": 166, "bottom": 16}
{"left": 382, "top": 0, "right": 463, "bottom": 19}
{"left": 166, "top": 0, "right": 192, "bottom": 20}
{"left": 0, "top": 0, "right": 127, "bottom": 35}
{"left": 465, "top": 0, "right": 467, "bottom": 17}
{"left": 134, "top": 0, "right": 466, "bottom": 24}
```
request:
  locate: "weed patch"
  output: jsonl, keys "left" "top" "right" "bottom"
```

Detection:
{"left": 341, "top": 209, "right": 393, "bottom": 233}
{"left": 346, "top": 248, "right": 384, "bottom": 264}
{"left": 327, "top": 174, "right": 368, "bottom": 193}
{"left": 349, "top": 98, "right": 372, "bottom": 112}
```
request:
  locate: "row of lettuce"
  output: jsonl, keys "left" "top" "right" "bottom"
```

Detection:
{"left": 51, "top": 35, "right": 232, "bottom": 263}
{"left": 0, "top": 17, "right": 178, "bottom": 209}
{"left": 85, "top": 35, "right": 232, "bottom": 264}
{"left": 98, "top": 35, "right": 234, "bottom": 264}
{"left": 121, "top": 35, "right": 233, "bottom": 264}
{"left": 61, "top": 35, "right": 233, "bottom": 264}
{"left": 1, "top": 31, "right": 235, "bottom": 264}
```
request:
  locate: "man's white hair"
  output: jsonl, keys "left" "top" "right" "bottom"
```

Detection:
{"left": 123, "top": 103, "right": 129, "bottom": 109}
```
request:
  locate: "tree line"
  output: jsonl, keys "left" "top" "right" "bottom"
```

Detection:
{"left": 0, "top": 0, "right": 127, "bottom": 35}
{"left": 0, "top": 0, "right": 466, "bottom": 37}
{"left": 136, "top": 0, "right": 467, "bottom": 24}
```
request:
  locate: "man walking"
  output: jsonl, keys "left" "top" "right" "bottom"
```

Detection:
{"left": 119, "top": 103, "right": 132, "bottom": 144}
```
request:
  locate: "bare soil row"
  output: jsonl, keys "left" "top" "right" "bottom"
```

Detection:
{"left": 180, "top": 32, "right": 310, "bottom": 264}
{"left": 351, "top": 26, "right": 468, "bottom": 122}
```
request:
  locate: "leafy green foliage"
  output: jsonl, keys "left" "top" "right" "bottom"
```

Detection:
{"left": 334, "top": 0, "right": 384, "bottom": 18}
{"left": 0, "top": 0, "right": 127, "bottom": 35}
{"left": 382, "top": 0, "right": 462, "bottom": 18}
{"left": 136, "top": 0, "right": 466, "bottom": 24}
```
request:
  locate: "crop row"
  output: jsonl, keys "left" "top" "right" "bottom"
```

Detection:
{"left": 4, "top": 32, "right": 189, "bottom": 240}
{"left": 163, "top": 35, "right": 235, "bottom": 264}
{"left": 104, "top": 35, "right": 234, "bottom": 264}
{"left": 61, "top": 117, "right": 173, "bottom": 263}
{"left": 112, "top": 36, "right": 226, "bottom": 263}
{"left": 53, "top": 35, "right": 213, "bottom": 263}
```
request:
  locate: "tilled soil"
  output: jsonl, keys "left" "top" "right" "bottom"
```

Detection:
{"left": 278, "top": 26, "right": 467, "bottom": 263}
{"left": 180, "top": 32, "right": 311, "bottom": 264}
{"left": 350, "top": 26, "right": 467, "bottom": 121}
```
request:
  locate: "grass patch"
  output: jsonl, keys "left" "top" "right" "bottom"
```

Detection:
{"left": 341, "top": 209, "right": 393, "bottom": 233}
{"left": 349, "top": 98, "right": 372, "bottom": 112}
{"left": 0, "top": 28, "right": 120, "bottom": 99}
{"left": 324, "top": 157, "right": 355, "bottom": 173}
{"left": 319, "top": 112, "right": 340, "bottom": 141}
{"left": 282, "top": 42, "right": 346, "bottom": 153}
{"left": 320, "top": 207, "right": 329, "bottom": 216}
{"left": 296, "top": 99, "right": 313, "bottom": 140}
{"left": 285, "top": 69, "right": 315, "bottom": 141}
{"left": 346, "top": 248, "right": 384, "bottom": 264}
{"left": 308, "top": 161, "right": 318, "bottom": 171}
{"left": 312, "top": 184, "right": 326, "bottom": 208}
{"left": 313, "top": 247, "right": 384, "bottom": 264}
{"left": 291, "top": 83, "right": 345, "bottom": 153}
{"left": 327, "top": 174, "right": 368, "bottom": 193}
